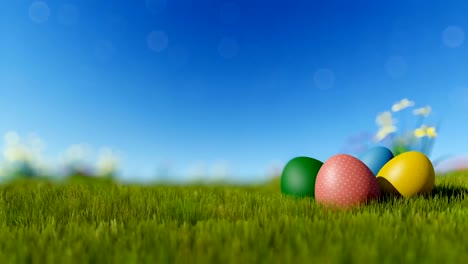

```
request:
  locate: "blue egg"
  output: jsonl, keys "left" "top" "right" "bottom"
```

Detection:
{"left": 359, "top": 146, "right": 394, "bottom": 176}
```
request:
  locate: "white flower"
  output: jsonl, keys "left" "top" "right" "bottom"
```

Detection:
{"left": 4, "top": 131, "right": 20, "bottom": 146}
{"left": 3, "top": 145, "right": 31, "bottom": 162}
{"left": 375, "top": 125, "right": 397, "bottom": 141}
{"left": 375, "top": 111, "right": 398, "bottom": 141}
{"left": 1, "top": 131, "right": 50, "bottom": 175}
{"left": 376, "top": 111, "right": 397, "bottom": 127}
{"left": 2, "top": 131, "right": 45, "bottom": 164}
{"left": 413, "top": 106, "right": 432, "bottom": 117}
{"left": 62, "top": 143, "right": 92, "bottom": 165}
{"left": 391, "top": 98, "right": 415, "bottom": 112}
{"left": 96, "top": 147, "right": 120, "bottom": 176}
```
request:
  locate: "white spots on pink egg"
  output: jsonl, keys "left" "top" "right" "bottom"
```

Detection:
{"left": 315, "top": 154, "right": 380, "bottom": 208}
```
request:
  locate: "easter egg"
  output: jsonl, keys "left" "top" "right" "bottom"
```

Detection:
{"left": 281, "top": 156, "right": 323, "bottom": 198}
{"left": 359, "top": 146, "right": 394, "bottom": 176}
{"left": 315, "top": 154, "right": 381, "bottom": 208}
{"left": 376, "top": 151, "right": 435, "bottom": 198}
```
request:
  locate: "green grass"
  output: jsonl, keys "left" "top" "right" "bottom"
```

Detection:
{"left": 0, "top": 171, "right": 467, "bottom": 264}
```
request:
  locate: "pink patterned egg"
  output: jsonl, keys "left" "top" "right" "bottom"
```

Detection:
{"left": 315, "top": 154, "right": 381, "bottom": 208}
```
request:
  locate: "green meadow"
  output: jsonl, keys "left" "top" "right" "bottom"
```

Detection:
{"left": 0, "top": 172, "right": 467, "bottom": 264}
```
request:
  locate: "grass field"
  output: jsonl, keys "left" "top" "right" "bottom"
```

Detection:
{"left": 0, "top": 171, "right": 467, "bottom": 264}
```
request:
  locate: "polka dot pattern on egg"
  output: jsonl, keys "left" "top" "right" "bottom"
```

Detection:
{"left": 315, "top": 154, "right": 381, "bottom": 208}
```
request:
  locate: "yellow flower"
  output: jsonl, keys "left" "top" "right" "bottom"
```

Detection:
{"left": 414, "top": 125, "right": 437, "bottom": 138}
{"left": 391, "top": 98, "right": 415, "bottom": 112}
{"left": 414, "top": 125, "right": 427, "bottom": 138}
{"left": 413, "top": 106, "right": 432, "bottom": 117}
{"left": 426, "top": 126, "right": 437, "bottom": 138}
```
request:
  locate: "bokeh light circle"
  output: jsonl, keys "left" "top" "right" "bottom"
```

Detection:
{"left": 442, "top": 26, "right": 465, "bottom": 48}
{"left": 218, "top": 37, "right": 239, "bottom": 59}
{"left": 29, "top": 1, "right": 50, "bottom": 24}
{"left": 313, "top": 69, "right": 335, "bottom": 90}
{"left": 147, "top": 30, "right": 169, "bottom": 52}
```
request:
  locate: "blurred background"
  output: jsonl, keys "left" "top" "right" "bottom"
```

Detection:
{"left": 1, "top": 0, "right": 467, "bottom": 184}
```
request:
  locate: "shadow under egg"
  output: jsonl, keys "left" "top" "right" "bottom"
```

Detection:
{"left": 377, "top": 177, "right": 401, "bottom": 194}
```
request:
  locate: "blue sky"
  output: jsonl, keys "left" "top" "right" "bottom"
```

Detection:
{"left": 1, "top": 0, "right": 468, "bottom": 182}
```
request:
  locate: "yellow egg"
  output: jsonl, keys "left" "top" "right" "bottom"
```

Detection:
{"left": 376, "top": 151, "right": 435, "bottom": 198}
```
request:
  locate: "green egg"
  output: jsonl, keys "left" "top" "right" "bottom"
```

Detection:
{"left": 281, "top": 156, "right": 323, "bottom": 198}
